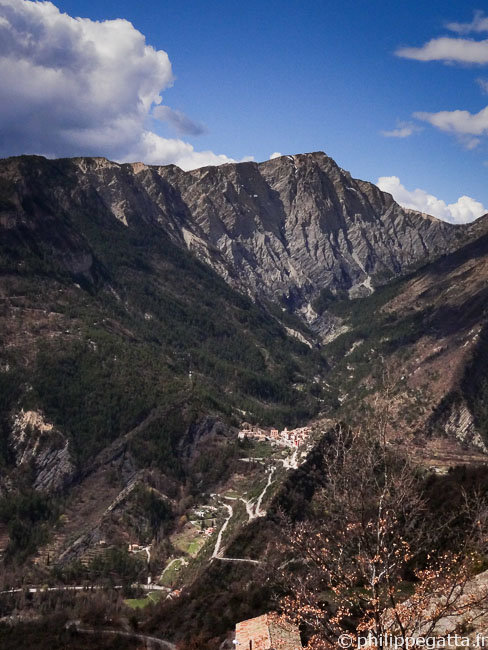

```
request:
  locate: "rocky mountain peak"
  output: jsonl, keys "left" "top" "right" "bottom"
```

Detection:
{"left": 152, "top": 151, "right": 461, "bottom": 326}
{"left": 0, "top": 152, "right": 475, "bottom": 333}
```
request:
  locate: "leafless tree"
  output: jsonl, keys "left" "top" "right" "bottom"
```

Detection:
{"left": 276, "top": 406, "right": 488, "bottom": 649}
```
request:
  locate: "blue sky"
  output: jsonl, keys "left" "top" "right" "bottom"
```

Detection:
{"left": 2, "top": 0, "right": 488, "bottom": 222}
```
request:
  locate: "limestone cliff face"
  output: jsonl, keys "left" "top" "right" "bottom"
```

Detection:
{"left": 157, "top": 153, "right": 458, "bottom": 309}
{"left": 0, "top": 152, "right": 471, "bottom": 324}
{"left": 443, "top": 400, "right": 488, "bottom": 453}
{"left": 8, "top": 410, "right": 75, "bottom": 493}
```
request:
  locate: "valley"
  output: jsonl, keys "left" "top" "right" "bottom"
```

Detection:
{"left": 1, "top": 152, "right": 488, "bottom": 648}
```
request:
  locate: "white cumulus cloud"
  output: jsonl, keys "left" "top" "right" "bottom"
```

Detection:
{"left": 413, "top": 105, "right": 488, "bottom": 149}
{"left": 395, "top": 13, "right": 488, "bottom": 149}
{"left": 446, "top": 11, "right": 488, "bottom": 35}
{"left": 0, "top": 0, "right": 239, "bottom": 170}
{"left": 396, "top": 12, "right": 488, "bottom": 65}
{"left": 381, "top": 121, "right": 422, "bottom": 138}
{"left": 270, "top": 152, "right": 283, "bottom": 159}
{"left": 396, "top": 37, "right": 488, "bottom": 65}
{"left": 377, "top": 176, "right": 486, "bottom": 224}
{"left": 125, "top": 131, "right": 236, "bottom": 169}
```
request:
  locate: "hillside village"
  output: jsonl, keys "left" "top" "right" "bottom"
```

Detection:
{"left": 238, "top": 422, "right": 312, "bottom": 448}
{"left": 114, "top": 423, "right": 318, "bottom": 605}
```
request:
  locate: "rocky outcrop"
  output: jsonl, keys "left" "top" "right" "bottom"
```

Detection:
{"left": 10, "top": 410, "right": 76, "bottom": 493}
{"left": 179, "top": 416, "right": 230, "bottom": 461}
{"left": 443, "top": 400, "right": 488, "bottom": 453}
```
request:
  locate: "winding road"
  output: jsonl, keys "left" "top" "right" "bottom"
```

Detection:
{"left": 212, "top": 502, "right": 233, "bottom": 558}
{"left": 0, "top": 582, "right": 169, "bottom": 596}
{"left": 211, "top": 498, "right": 262, "bottom": 565}
{"left": 255, "top": 466, "right": 276, "bottom": 517}
{"left": 210, "top": 464, "right": 280, "bottom": 564}
{"left": 67, "top": 623, "right": 175, "bottom": 649}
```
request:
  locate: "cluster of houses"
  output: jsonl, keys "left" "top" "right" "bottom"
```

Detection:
{"left": 238, "top": 422, "right": 311, "bottom": 448}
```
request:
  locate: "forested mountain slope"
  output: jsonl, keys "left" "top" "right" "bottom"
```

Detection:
{"left": 0, "top": 155, "right": 328, "bottom": 570}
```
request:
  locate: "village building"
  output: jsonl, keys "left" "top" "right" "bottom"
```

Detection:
{"left": 235, "top": 613, "right": 302, "bottom": 649}
{"left": 238, "top": 423, "right": 311, "bottom": 448}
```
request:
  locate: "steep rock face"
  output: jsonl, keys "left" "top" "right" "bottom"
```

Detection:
{"left": 9, "top": 410, "right": 75, "bottom": 493}
{"left": 160, "top": 153, "right": 458, "bottom": 310}
{"left": 443, "top": 400, "right": 487, "bottom": 453}
{"left": 0, "top": 152, "right": 474, "bottom": 327}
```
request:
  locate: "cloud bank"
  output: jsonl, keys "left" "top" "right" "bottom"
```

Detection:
{"left": 377, "top": 176, "right": 486, "bottom": 224}
{"left": 0, "top": 0, "right": 236, "bottom": 169}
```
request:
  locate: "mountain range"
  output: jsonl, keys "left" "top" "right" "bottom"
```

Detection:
{"left": 3, "top": 152, "right": 480, "bottom": 333}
